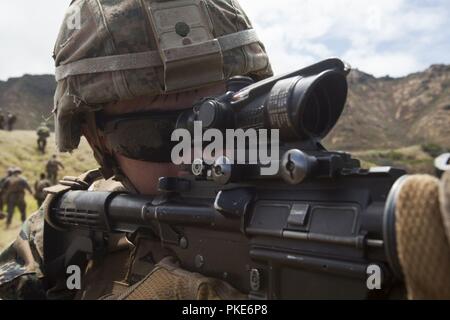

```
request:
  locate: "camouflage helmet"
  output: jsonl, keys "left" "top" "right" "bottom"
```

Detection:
{"left": 53, "top": 0, "right": 273, "bottom": 155}
{"left": 12, "top": 167, "right": 22, "bottom": 175}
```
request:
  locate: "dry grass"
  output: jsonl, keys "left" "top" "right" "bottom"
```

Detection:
{"left": 354, "top": 145, "right": 437, "bottom": 174}
{"left": 0, "top": 130, "right": 97, "bottom": 250}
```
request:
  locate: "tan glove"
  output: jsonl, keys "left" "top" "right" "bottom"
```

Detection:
{"left": 440, "top": 171, "right": 450, "bottom": 245}
{"left": 113, "top": 257, "right": 246, "bottom": 300}
{"left": 395, "top": 174, "right": 450, "bottom": 299}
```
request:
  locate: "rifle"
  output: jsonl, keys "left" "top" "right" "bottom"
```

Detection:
{"left": 44, "top": 59, "right": 407, "bottom": 299}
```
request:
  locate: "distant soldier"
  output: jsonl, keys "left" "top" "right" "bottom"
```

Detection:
{"left": 46, "top": 155, "right": 64, "bottom": 184}
{"left": 6, "top": 112, "right": 17, "bottom": 131}
{"left": 34, "top": 173, "right": 52, "bottom": 207}
{"left": 0, "top": 111, "right": 5, "bottom": 130}
{"left": 2, "top": 167, "right": 33, "bottom": 229}
{"left": 0, "top": 167, "right": 14, "bottom": 214}
{"left": 36, "top": 122, "right": 51, "bottom": 153}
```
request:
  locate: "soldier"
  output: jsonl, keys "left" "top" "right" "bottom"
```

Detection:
{"left": 6, "top": 113, "right": 17, "bottom": 131}
{"left": 2, "top": 167, "right": 33, "bottom": 229}
{"left": 0, "top": 110, "right": 4, "bottom": 130}
{"left": 34, "top": 173, "right": 52, "bottom": 207}
{"left": 0, "top": 168, "right": 14, "bottom": 215}
{"left": 46, "top": 154, "right": 64, "bottom": 184}
{"left": 0, "top": 0, "right": 272, "bottom": 300}
{"left": 36, "top": 122, "right": 51, "bottom": 154}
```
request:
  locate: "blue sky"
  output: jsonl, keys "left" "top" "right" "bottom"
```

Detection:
{"left": 0, "top": 0, "right": 449, "bottom": 80}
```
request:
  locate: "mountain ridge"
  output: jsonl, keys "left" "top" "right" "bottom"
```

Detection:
{"left": 0, "top": 65, "right": 449, "bottom": 150}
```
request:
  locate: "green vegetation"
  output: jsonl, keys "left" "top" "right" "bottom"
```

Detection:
{"left": 0, "top": 130, "right": 97, "bottom": 250}
{"left": 354, "top": 145, "right": 437, "bottom": 174}
{"left": 421, "top": 143, "right": 449, "bottom": 158}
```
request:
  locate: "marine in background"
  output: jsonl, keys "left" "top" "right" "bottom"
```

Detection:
{"left": 34, "top": 173, "right": 52, "bottom": 207}
{"left": 2, "top": 167, "right": 33, "bottom": 229}
{"left": 0, "top": 111, "right": 4, "bottom": 130}
{"left": 46, "top": 155, "right": 65, "bottom": 185}
{"left": 0, "top": 168, "right": 14, "bottom": 215}
{"left": 36, "top": 123, "right": 51, "bottom": 154}
{"left": 6, "top": 113, "right": 17, "bottom": 131}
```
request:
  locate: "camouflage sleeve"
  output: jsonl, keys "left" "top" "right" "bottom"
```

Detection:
{"left": 21, "top": 178, "right": 32, "bottom": 193}
{"left": 0, "top": 210, "right": 47, "bottom": 300}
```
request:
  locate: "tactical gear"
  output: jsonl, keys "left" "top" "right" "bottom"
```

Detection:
{"left": 4, "top": 175, "right": 29, "bottom": 194}
{"left": 37, "top": 124, "right": 50, "bottom": 139}
{"left": 53, "top": 0, "right": 272, "bottom": 156}
{"left": 0, "top": 210, "right": 46, "bottom": 300}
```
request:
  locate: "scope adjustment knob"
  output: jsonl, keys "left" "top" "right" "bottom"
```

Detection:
{"left": 211, "top": 156, "right": 233, "bottom": 185}
{"left": 281, "top": 149, "right": 318, "bottom": 185}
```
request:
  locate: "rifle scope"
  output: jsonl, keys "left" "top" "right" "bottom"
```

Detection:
{"left": 177, "top": 59, "right": 349, "bottom": 142}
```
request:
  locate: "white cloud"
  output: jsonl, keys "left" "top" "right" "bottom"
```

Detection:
{"left": 0, "top": 0, "right": 449, "bottom": 80}
{"left": 240, "top": 0, "right": 450, "bottom": 77}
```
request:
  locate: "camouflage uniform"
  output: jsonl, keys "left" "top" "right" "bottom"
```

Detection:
{"left": 34, "top": 177, "right": 52, "bottom": 207}
{"left": 2, "top": 173, "right": 33, "bottom": 228}
{"left": 46, "top": 158, "right": 64, "bottom": 185}
{"left": 0, "top": 0, "right": 272, "bottom": 300}
{"left": 36, "top": 124, "right": 50, "bottom": 154}
{"left": 0, "top": 176, "right": 6, "bottom": 213}
{"left": 6, "top": 113, "right": 16, "bottom": 131}
{"left": 0, "top": 211, "right": 45, "bottom": 299}
{"left": 0, "top": 113, "right": 4, "bottom": 130}
{"left": 0, "top": 169, "right": 13, "bottom": 215}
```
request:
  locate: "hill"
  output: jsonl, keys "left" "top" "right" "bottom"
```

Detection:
{"left": 0, "top": 65, "right": 449, "bottom": 150}
{"left": 324, "top": 64, "right": 450, "bottom": 150}
{"left": 0, "top": 75, "right": 56, "bottom": 130}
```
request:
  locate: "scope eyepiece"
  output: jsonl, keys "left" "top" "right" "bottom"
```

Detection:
{"left": 263, "top": 69, "right": 347, "bottom": 141}
{"left": 177, "top": 59, "right": 349, "bottom": 145}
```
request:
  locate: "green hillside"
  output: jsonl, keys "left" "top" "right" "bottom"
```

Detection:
{"left": 0, "top": 130, "right": 97, "bottom": 250}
